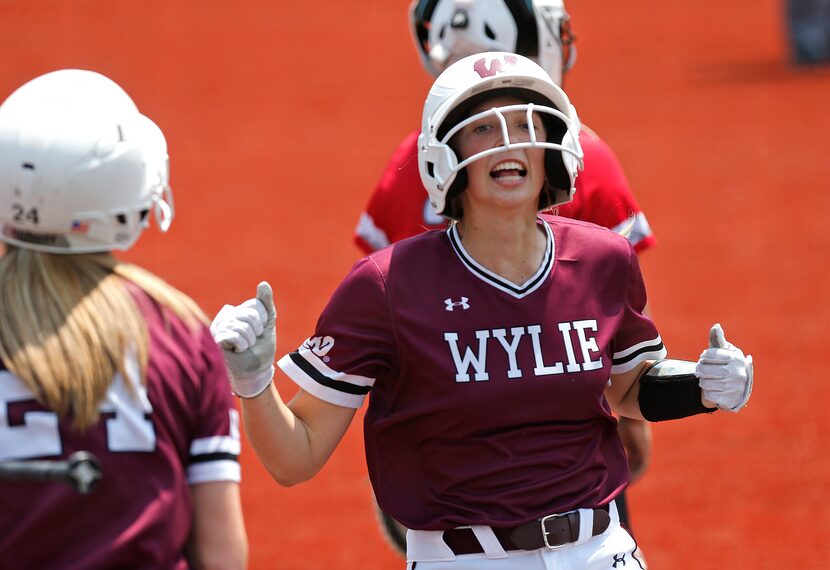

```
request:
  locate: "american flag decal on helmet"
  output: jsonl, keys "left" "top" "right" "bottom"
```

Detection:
{"left": 71, "top": 220, "right": 90, "bottom": 234}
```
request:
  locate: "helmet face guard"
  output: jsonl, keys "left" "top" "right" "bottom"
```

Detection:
{"left": 439, "top": 102, "right": 581, "bottom": 180}
{"left": 0, "top": 69, "right": 173, "bottom": 254}
{"left": 418, "top": 52, "right": 583, "bottom": 219}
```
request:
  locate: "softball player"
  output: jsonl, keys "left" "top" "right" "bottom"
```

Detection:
{"left": 212, "top": 52, "right": 753, "bottom": 569}
{"left": 355, "top": 0, "right": 655, "bottom": 551}
{"left": 0, "top": 70, "right": 247, "bottom": 569}
{"left": 356, "top": 0, "right": 654, "bottom": 255}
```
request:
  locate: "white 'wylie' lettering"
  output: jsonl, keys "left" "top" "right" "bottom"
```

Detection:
{"left": 444, "top": 331, "right": 491, "bottom": 382}
{"left": 444, "top": 320, "right": 603, "bottom": 382}
{"left": 492, "top": 327, "right": 525, "bottom": 379}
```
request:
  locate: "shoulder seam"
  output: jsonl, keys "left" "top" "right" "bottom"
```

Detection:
{"left": 365, "top": 256, "right": 400, "bottom": 374}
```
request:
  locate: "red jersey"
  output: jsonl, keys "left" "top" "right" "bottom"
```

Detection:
{"left": 0, "top": 288, "right": 240, "bottom": 570}
{"left": 280, "top": 216, "right": 666, "bottom": 530}
{"left": 355, "top": 128, "right": 656, "bottom": 254}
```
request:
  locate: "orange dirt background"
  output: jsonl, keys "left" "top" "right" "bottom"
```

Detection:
{"left": 2, "top": 0, "right": 828, "bottom": 568}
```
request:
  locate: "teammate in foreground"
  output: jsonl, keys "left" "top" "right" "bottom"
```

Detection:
{"left": 0, "top": 70, "right": 247, "bottom": 569}
{"left": 356, "top": 0, "right": 655, "bottom": 550}
{"left": 212, "top": 53, "right": 753, "bottom": 568}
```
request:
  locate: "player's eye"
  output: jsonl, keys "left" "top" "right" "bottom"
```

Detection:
{"left": 525, "top": 117, "right": 546, "bottom": 137}
{"left": 473, "top": 121, "right": 494, "bottom": 133}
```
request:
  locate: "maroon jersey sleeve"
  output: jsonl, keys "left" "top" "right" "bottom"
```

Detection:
{"left": 185, "top": 322, "right": 242, "bottom": 484}
{"left": 354, "top": 131, "right": 447, "bottom": 253}
{"left": 610, "top": 243, "right": 667, "bottom": 373}
{"left": 278, "top": 256, "right": 396, "bottom": 408}
{"left": 557, "top": 128, "right": 656, "bottom": 252}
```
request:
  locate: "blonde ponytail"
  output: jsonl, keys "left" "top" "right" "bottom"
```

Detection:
{"left": 0, "top": 248, "right": 206, "bottom": 430}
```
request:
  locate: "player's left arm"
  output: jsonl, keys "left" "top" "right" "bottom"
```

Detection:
{"left": 187, "top": 481, "right": 248, "bottom": 570}
{"left": 606, "top": 323, "right": 754, "bottom": 421}
{"left": 184, "top": 318, "right": 249, "bottom": 569}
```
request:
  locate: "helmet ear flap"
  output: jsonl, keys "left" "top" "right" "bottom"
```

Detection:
{"left": 533, "top": 0, "right": 577, "bottom": 86}
{"left": 418, "top": 131, "right": 460, "bottom": 216}
{"left": 541, "top": 107, "right": 582, "bottom": 208}
{"left": 127, "top": 112, "right": 174, "bottom": 233}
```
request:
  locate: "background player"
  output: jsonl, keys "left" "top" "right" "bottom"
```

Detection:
{"left": 0, "top": 69, "right": 247, "bottom": 569}
{"left": 211, "top": 52, "right": 753, "bottom": 569}
{"left": 354, "top": 0, "right": 655, "bottom": 552}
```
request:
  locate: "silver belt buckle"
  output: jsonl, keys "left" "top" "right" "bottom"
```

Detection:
{"left": 540, "top": 512, "right": 568, "bottom": 550}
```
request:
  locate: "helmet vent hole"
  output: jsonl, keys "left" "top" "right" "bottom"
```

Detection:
{"left": 21, "top": 162, "right": 35, "bottom": 170}
{"left": 427, "top": 162, "right": 435, "bottom": 177}
{"left": 116, "top": 213, "right": 128, "bottom": 225}
{"left": 451, "top": 9, "right": 468, "bottom": 28}
{"left": 484, "top": 24, "right": 496, "bottom": 40}
{"left": 116, "top": 124, "right": 124, "bottom": 142}
{"left": 139, "top": 209, "right": 150, "bottom": 222}
{"left": 439, "top": 24, "right": 447, "bottom": 39}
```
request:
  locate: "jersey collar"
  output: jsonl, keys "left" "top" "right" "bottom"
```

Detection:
{"left": 447, "top": 217, "right": 554, "bottom": 299}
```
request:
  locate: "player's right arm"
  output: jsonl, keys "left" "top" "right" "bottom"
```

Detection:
{"left": 211, "top": 282, "right": 358, "bottom": 486}
{"left": 239, "top": 383, "right": 356, "bottom": 487}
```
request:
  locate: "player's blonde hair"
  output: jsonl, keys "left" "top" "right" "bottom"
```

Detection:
{"left": 0, "top": 247, "right": 207, "bottom": 430}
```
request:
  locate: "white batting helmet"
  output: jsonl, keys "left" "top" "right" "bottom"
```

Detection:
{"left": 0, "top": 69, "right": 173, "bottom": 254}
{"left": 410, "top": 0, "right": 576, "bottom": 85}
{"left": 418, "top": 52, "right": 583, "bottom": 219}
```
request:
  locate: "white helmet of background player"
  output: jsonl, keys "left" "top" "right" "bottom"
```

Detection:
{"left": 0, "top": 69, "right": 173, "bottom": 254}
{"left": 410, "top": 0, "right": 576, "bottom": 85}
{"left": 418, "top": 52, "right": 583, "bottom": 219}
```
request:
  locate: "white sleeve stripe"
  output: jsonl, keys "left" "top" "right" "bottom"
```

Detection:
{"left": 296, "top": 347, "right": 375, "bottom": 388}
{"left": 613, "top": 335, "right": 664, "bottom": 360}
{"left": 190, "top": 435, "right": 240, "bottom": 456}
{"left": 610, "top": 347, "right": 668, "bottom": 374}
{"left": 187, "top": 460, "right": 241, "bottom": 484}
{"left": 278, "top": 354, "right": 366, "bottom": 409}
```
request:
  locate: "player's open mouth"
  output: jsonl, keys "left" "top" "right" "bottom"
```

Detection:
{"left": 490, "top": 160, "right": 527, "bottom": 182}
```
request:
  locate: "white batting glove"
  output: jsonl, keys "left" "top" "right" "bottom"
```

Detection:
{"left": 695, "top": 323, "right": 754, "bottom": 412}
{"left": 210, "top": 281, "right": 277, "bottom": 398}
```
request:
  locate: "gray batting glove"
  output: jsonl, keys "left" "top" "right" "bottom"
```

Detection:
{"left": 695, "top": 323, "right": 754, "bottom": 412}
{"left": 210, "top": 281, "right": 277, "bottom": 398}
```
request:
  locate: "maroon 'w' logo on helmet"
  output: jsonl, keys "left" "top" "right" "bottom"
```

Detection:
{"left": 473, "top": 55, "right": 518, "bottom": 78}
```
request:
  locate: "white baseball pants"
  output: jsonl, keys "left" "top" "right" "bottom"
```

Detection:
{"left": 405, "top": 502, "right": 645, "bottom": 569}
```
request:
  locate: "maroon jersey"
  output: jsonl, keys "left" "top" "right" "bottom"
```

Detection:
{"left": 0, "top": 287, "right": 240, "bottom": 569}
{"left": 355, "top": 128, "right": 656, "bottom": 254}
{"left": 280, "top": 216, "right": 666, "bottom": 530}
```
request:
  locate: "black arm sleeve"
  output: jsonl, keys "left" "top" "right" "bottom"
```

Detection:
{"left": 638, "top": 359, "right": 717, "bottom": 422}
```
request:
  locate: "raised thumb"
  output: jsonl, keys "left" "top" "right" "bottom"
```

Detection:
{"left": 708, "top": 323, "right": 728, "bottom": 349}
{"left": 256, "top": 281, "right": 276, "bottom": 325}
